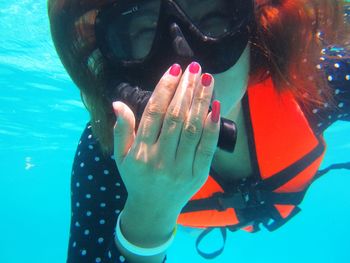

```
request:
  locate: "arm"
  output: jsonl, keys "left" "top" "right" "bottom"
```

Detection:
{"left": 68, "top": 62, "right": 219, "bottom": 262}
{"left": 306, "top": 45, "right": 350, "bottom": 135}
{"left": 67, "top": 124, "right": 171, "bottom": 263}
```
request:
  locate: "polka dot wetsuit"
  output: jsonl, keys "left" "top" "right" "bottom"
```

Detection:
{"left": 68, "top": 125, "right": 129, "bottom": 263}
{"left": 67, "top": 46, "right": 350, "bottom": 263}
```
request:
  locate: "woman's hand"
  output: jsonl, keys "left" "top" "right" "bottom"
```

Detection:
{"left": 112, "top": 62, "right": 220, "bottom": 213}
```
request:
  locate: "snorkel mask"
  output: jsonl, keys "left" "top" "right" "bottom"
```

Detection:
{"left": 95, "top": 0, "right": 254, "bottom": 90}
{"left": 48, "top": 0, "right": 256, "bottom": 152}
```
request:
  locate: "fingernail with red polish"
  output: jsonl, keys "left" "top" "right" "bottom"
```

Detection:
{"left": 211, "top": 100, "right": 220, "bottom": 123}
{"left": 169, "top": 64, "right": 181, "bottom": 76}
{"left": 189, "top": 62, "right": 200, "bottom": 74}
{"left": 201, "top": 73, "right": 212, "bottom": 87}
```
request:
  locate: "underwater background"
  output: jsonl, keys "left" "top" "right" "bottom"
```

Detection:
{"left": 1, "top": 0, "right": 350, "bottom": 262}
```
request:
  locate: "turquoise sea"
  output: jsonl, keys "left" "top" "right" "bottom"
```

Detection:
{"left": 1, "top": 1, "right": 350, "bottom": 262}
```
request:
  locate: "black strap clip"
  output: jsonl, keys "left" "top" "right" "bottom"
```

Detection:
{"left": 214, "top": 191, "right": 253, "bottom": 210}
{"left": 214, "top": 187, "right": 267, "bottom": 211}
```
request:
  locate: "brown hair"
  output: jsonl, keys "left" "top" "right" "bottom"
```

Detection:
{"left": 48, "top": 0, "right": 350, "bottom": 156}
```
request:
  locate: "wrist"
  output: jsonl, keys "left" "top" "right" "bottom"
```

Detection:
{"left": 121, "top": 202, "right": 179, "bottom": 248}
{"left": 124, "top": 196, "right": 182, "bottom": 220}
{"left": 115, "top": 210, "right": 177, "bottom": 256}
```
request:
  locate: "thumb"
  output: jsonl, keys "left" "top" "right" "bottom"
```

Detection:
{"left": 112, "top": 101, "right": 136, "bottom": 166}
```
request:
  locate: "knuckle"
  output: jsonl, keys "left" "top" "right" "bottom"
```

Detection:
{"left": 198, "top": 146, "right": 215, "bottom": 159}
{"left": 193, "top": 95, "right": 211, "bottom": 106}
{"left": 145, "top": 103, "right": 163, "bottom": 118}
{"left": 186, "top": 80, "right": 197, "bottom": 91}
{"left": 183, "top": 117, "right": 202, "bottom": 139}
{"left": 158, "top": 78, "right": 176, "bottom": 93}
{"left": 166, "top": 105, "right": 185, "bottom": 125}
{"left": 130, "top": 143, "right": 149, "bottom": 163}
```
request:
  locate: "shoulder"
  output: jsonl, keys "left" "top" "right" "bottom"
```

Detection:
{"left": 319, "top": 45, "right": 350, "bottom": 113}
{"left": 305, "top": 45, "right": 350, "bottom": 134}
{"left": 318, "top": 45, "right": 350, "bottom": 87}
{"left": 71, "top": 122, "right": 127, "bottom": 202}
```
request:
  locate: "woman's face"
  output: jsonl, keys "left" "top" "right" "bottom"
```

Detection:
{"left": 128, "top": 1, "right": 251, "bottom": 120}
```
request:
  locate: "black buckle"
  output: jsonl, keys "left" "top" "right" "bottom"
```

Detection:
{"left": 215, "top": 192, "right": 248, "bottom": 210}
{"left": 215, "top": 189, "right": 266, "bottom": 211}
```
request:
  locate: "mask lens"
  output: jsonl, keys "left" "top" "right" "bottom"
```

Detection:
{"left": 176, "top": 0, "right": 246, "bottom": 37}
{"left": 98, "top": 0, "right": 161, "bottom": 60}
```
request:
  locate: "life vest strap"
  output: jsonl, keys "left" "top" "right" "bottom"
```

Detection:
{"left": 182, "top": 188, "right": 267, "bottom": 213}
{"left": 261, "top": 205, "right": 302, "bottom": 232}
{"left": 315, "top": 161, "right": 350, "bottom": 180}
{"left": 182, "top": 192, "right": 248, "bottom": 213}
{"left": 263, "top": 190, "right": 307, "bottom": 205}
{"left": 193, "top": 202, "right": 302, "bottom": 259}
{"left": 182, "top": 187, "right": 307, "bottom": 215}
{"left": 259, "top": 139, "right": 325, "bottom": 191}
{"left": 195, "top": 227, "right": 227, "bottom": 259}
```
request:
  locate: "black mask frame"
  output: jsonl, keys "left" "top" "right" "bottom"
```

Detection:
{"left": 95, "top": 0, "right": 255, "bottom": 89}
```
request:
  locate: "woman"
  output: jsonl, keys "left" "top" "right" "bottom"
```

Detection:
{"left": 48, "top": 0, "right": 350, "bottom": 262}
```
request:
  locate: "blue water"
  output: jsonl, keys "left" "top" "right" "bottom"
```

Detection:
{"left": 1, "top": 1, "right": 350, "bottom": 262}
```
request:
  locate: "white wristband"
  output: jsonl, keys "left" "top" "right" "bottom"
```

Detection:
{"left": 115, "top": 210, "right": 177, "bottom": 256}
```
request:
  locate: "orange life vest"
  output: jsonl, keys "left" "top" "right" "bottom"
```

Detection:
{"left": 177, "top": 76, "right": 326, "bottom": 233}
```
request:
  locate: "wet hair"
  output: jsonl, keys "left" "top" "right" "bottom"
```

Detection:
{"left": 48, "top": 0, "right": 350, "bottom": 156}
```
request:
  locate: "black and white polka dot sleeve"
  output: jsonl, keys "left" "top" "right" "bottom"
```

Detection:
{"left": 67, "top": 123, "right": 130, "bottom": 263}
{"left": 306, "top": 45, "right": 350, "bottom": 135}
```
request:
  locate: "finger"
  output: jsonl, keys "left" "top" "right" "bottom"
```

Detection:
{"left": 157, "top": 62, "right": 202, "bottom": 162}
{"left": 175, "top": 73, "right": 214, "bottom": 169}
{"left": 112, "top": 101, "right": 136, "bottom": 166}
{"left": 193, "top": 101, "right": 221, "bottom": 182}
{"left": 134, "top": 64, "right": 182, "bottom": 147}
